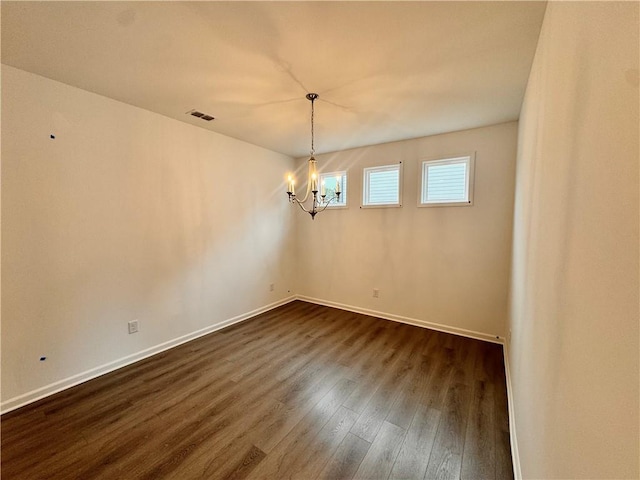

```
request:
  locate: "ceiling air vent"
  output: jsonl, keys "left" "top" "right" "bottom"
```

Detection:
{"left": 186, "top": 109, "right": 215, "bottom": 121}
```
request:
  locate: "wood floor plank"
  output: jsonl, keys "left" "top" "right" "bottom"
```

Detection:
{"left": 388, "top": 407, "right": 441, "bottom": 480}
{"left": 113, "top": 377, "right": 292, "bottom": 477}
{"left": 424, "top": 368, "right": 473, "bottom": 480}
{"left": 317, "top": 432, "right": 372, "bottom": 480}
{"left": 420, "top": 350, "right": 456, "bottom": 412}
{"left": 232, "top": 333, "right": 318, "bottom": 383}
{"left": 246, "top": 378, "right": 357, "bottom": 477}
{"left": 210, "top": 444, "right": 267, "bottom": 480}
{"left": 165, "top": 437, "right": 266, "bottom": 480}
{"left": 352, "top": 421, "right": 406, "bottom": 480}
{"left": 134, "top": 396, "right": 284, "bottom": 478}
{"left": 289, "top": 406, "right": 360, "bottom": 479}
{"left": 1, "top": 300, "right": 513, "bottom": 480}
{"left": 343, "top": 347, "right": 404, "bottom": 414}
{"left": 460, "top": 380, "right": 495, "bottom": 479}
{"left": 385, "top": 353, "right": 434, "bottom": 430}
{"left": 318, "top": 433, "right": 371, "bottom": 480}
{"left": 349, "top": 359, "right": 412, "bottom": 442}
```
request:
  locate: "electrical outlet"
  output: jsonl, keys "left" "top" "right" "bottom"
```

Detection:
{"left": 269, "top": 283, "right": 275, "bottom": 292}
{"left": 373, "top": 288, "right": 379, "bottom": 298}
{"left": 128, "top": 320, "right": 139, "bottom": 334}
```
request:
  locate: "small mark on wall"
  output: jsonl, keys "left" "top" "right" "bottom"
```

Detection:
{"left": 50, "top": 134, "right": 55, "bottom": 139}
{"left": 40, "top": 356, "right": 47, "bottom": 361}
{"left": 116, "top": 8, "right": 136, "bottom": 27}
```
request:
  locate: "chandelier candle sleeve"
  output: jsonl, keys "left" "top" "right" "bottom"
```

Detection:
{"left": 287, "top": 175, "right": 295, "bottom": 195}
{"left": 335, "top": 177, "right": 341, "bottom": 193}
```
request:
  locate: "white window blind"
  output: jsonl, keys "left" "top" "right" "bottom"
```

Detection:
{"left": 363, "top": 164, "right": 401, "bottom": 206}
{"left": 421, "top": 156, "right": 473, "bottom": 206}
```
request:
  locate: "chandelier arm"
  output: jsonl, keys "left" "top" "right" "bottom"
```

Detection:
{"left": 315, "top": 194, "right": 340, "bottom": 214}
{"left": 291, "top": 197, "right": 313, "bottom": 214}
{"left": 316, "top": 203, "right": 330, "bottom": 214}
{"left": 290, "top": 192, "right": 341, "bottom": 218}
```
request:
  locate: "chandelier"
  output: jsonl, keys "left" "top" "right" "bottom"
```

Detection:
{"left": 286, "top": 93, "right": 341, "bottom": 220}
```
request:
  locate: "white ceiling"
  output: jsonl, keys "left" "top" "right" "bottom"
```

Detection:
{"left": 1, "top": 1, "right": 546, "bottom": 158}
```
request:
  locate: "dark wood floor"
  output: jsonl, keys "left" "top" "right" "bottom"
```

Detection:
{"left": 1, "top": 301, "right": 513, "bottom": 479}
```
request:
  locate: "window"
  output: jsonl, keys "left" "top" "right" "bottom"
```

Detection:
{"left": 319, "top": 171, "right": 347, "bottom": 207}
{"left": 420, "top": 155, "right": 474, "bottom": 206}
{"left": 362, "top": 163, "right": 402, "bottom": 207}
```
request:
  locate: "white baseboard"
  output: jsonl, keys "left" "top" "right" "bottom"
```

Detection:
{"left": 502, "top": 342, "right": 522, "bottom": 479}
{"left": 296, "top": 295, "right": 504, "bottom": 344}
{"left": 1, "top": 296, "right": 296, "bottom": 415}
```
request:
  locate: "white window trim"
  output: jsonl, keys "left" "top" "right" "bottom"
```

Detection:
{"left": 361, "top": 162, "right": 403, "bottom": 208}
{"left": 418, "top": 153, "right": 475, "bottom": 208}
{"left": 318, "top": 170, "right": 348, "bottom": 209}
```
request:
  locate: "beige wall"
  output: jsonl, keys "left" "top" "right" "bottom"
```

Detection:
{"left": 294, "top": 122, "right": 518, "bottom": 339}
{"left": 1, "top": 66, "right": 296, "bottom": 409}
{"left": 2, "top": 65, "right": 519, "bottom": 412}
{"left": 509, "top": 2, "right": 639, "bottom": 478}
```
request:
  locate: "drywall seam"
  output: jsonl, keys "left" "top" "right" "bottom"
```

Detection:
{"left": 502, "top": 342, "right": 522, "bottom": 479}
{"left": 297, "top": 295, "right": 504, "bottom": 344}
{"left": 1, "top": 295, "right": 296, "bottom": 414}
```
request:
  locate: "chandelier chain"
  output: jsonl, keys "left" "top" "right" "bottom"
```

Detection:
{"left": 310, "top": 96, "right": 315, "bottom": 155}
